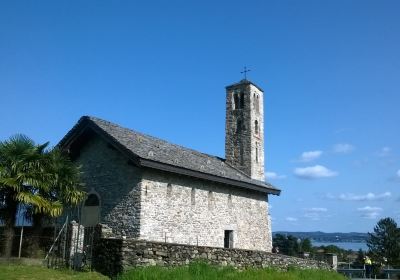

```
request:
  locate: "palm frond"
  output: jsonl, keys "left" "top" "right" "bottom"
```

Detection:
{"left": 1, "top": 134, "right": 85, "bottom": 221}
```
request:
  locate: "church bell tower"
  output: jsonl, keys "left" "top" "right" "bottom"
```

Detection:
{"left": 225, "top": 79, "right": 265, "bottom": 181}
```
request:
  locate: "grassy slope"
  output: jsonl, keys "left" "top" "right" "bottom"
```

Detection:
{"left": 118, "top": 262, "right": 347, "bottom": 280}
{"left": 0, "top": 264, "right": 108, "bottom": 280}
{"left": 0, "top": 262, "right": 347, "bottom": 280}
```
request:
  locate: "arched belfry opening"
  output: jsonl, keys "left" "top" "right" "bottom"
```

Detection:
{"left": 233, "top": 92, "right": 245, "bottom": 110}
{"left": 81, "top": 190, "right": 101, "bottom": 227}
{"left": 233, "top": 94, "right": 240, "bottom": 109}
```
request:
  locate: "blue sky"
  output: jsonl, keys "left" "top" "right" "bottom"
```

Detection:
{"left": 1, "top": 0, "right": 399, "bottom": 233}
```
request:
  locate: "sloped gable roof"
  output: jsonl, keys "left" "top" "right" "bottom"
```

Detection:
{"left": 59, "top": 116, "right": 280, "bottom": 195}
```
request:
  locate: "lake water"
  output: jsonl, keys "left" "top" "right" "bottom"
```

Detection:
{"left": 312, "top": 241, "right": 368, "bottom": 251}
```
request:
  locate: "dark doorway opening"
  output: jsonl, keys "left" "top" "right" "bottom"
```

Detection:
{"left": 224, "top": 230, "right": 233, "bottom": 248}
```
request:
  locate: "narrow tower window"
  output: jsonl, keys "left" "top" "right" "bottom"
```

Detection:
{"left": 255, "top": 120, "right": 259, "bottom": 135}
{"left": 256, "top": 145, "right": 259, "bottom": 163}
{"left": 236, "top": 119, "right": 242, "bottom": 134}
{"left": 233, "top": 94, "right": 239, "bottom": 109}
{"left": 255, "top": 95, "right": 260, "bottom": 113}
{"left": 239, "top": 142, "right": 244, "bottom": 165}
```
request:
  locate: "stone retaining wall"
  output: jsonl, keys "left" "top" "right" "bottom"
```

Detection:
{"left": 92, "top": 238, "right": 330, "bottom": 277}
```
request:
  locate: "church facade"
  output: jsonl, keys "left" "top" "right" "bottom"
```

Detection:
{"left": 59, "top": 79, "right": 280, "bottom": 252}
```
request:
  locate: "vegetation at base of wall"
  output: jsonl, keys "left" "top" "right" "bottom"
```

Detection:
{"left": 118, "top": 262, "right": 346, "bottom": 280}
{"left": 0, "top": 264, "right": 107, "bottom": 280}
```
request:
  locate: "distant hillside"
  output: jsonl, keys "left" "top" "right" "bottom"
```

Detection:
{"left": 273, "top": 231, "right": 368, "bottom": 243}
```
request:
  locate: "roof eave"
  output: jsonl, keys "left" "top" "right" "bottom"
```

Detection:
{"left": 225, "top": 79, "right": 264, "bottom": 92}
{"left": 140, "top": 158, "right": 281, "bottom": 195}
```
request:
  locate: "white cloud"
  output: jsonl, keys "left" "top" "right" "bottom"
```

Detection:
{"left": 337, "top": 192, "right": 392, "bottom": 201}
{"left": 377, "top": 147, "right": 391, "bottom": 157}
{"left": 299, "top": 150, "right": 323, "bottom": 162}
{"left": 333, "top": 143, "right": 354, "bottom": 154}
{"left": 294, "top": 165, "right": 338, "bottom": 179}
{"left": 324, "top": 193, "right": 335, "bottom": 199}
{"left": 357, "top": 206, "right": 383, "bottom": 219}
{"left": 303, "top": 208, "right": 328, "bottom": 220}
{"left": 358, "top": 206, "right": 382, "bottom": 212}
{"left": 285, "top": 217, "right": 298, "bottom": 222}
{"left": 266, "top": 171, "right": 286, "bottom": 180}
{"left": 305, "top": 207, "right": 328, "bottom": 212}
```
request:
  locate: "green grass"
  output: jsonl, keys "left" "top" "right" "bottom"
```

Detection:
{"left": 0, "top": 262, "right": 348, "bottom": 280}
{"left": 0, "top": 264, "right": 108, "bottom": 280}
{"left": 118, "top": 262, "right": 347, "bottom": 280}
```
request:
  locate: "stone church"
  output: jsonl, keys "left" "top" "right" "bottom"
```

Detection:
{"left": 59, "top": 79, "right": 280, "bottom": 252}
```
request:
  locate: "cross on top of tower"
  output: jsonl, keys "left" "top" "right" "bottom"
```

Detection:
{"left": 240, "top": 66, "right": 251, "bottom": 80}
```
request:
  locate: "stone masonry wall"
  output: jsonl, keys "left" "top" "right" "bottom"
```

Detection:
{"left": 249, "top": 83, "right": 265, "bottom": 181}
{"left": 140, "top": 169, "right": 272, "bottom": 251}
{"left": 75, "top": 135, "right": 273, "bottom": 250}
{"left": 92, "top": 238, "right": 330, "bottom": 277}
{"left": 225, "top": 82, "right": 265, "bottom": 181}
{"left": 76, "top": 135, "right": 142, "bottom": 238}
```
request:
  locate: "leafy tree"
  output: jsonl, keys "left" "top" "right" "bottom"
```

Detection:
{"left": 300, "top": 238, "right": 312, "bottom": 252}
{"left": 0, "top": 135, "right": 85, "bottom": 257}
{"left": 367, "top": 217, "right": 400, "bottom": 266}
{"left": 272, "top": 234, "right": 301, "bottom": 256}
{"left": 324, "top": 244, "right": 342, "bottom": 255}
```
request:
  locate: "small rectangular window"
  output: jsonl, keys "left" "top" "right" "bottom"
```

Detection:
{"left": 191, "top": 188, "right": 195, "bottom": 206}
{"left": 166, "top": 183, "right": 172, "bottom": 197}
{"left": 224, "top": 230, "right": 233, "bottom": 248}
{"left": 208, "top": 191, "right": 214, "bottom": 210}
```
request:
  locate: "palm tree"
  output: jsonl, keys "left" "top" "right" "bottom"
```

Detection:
{"left": 29, "top": 148, "right": 85, "bottom": 250}
{"left": 0, "top": 135, "right": 85, "bottom": 257}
